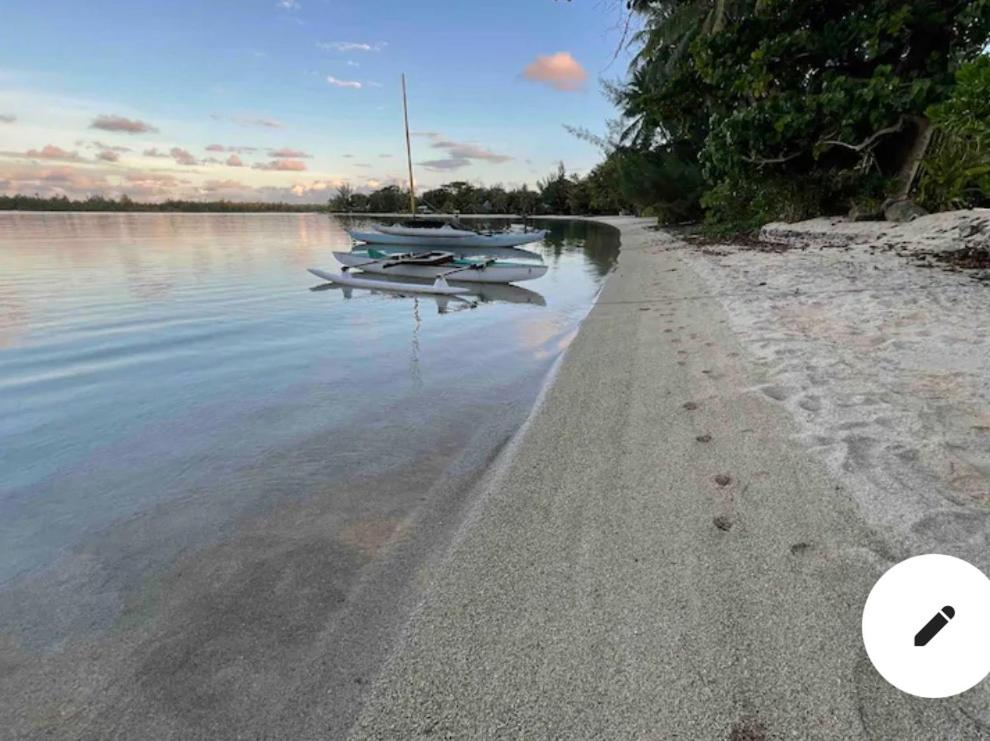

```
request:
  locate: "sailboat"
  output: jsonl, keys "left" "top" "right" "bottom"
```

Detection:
{"left": 310, "top": 75, "right": 549, "bottom": 294}
{"left": 345, "top": 75, "right": 548, "bottom": 250}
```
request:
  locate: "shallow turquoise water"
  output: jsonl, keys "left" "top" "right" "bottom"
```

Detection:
{"left": 0, "top": 212, "right": 618, "bottom": 645}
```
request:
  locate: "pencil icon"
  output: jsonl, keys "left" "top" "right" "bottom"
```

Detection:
{"left": 915, "top": 606, "right": 955, "bottom": 646}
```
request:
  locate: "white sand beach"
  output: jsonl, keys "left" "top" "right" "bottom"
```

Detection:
{"left": 687, "top": 211, "right": 990, "bottom": 563}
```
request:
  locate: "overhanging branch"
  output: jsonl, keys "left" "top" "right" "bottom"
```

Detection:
{"left": 819, "top": 117, "right": 906, "bottom": 153}
{"left": 743, "top": 152, "right": 802, "bottom": 165}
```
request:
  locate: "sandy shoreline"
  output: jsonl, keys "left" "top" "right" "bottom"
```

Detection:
{"left": 351, "top": 216, "right": 990, "bottom": 738}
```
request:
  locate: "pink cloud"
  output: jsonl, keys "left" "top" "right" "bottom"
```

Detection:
{"left": 25, "top": 144, "right": 82, "bottom": 162}
{"left": 142, "top": 148, "right": 170, "bottom": 158}
{"left": 253, "top": 159, "right": 307, "bottom": 171}
{"left": 269, "top": 147, "right": 311, "bottom": 158}
{"left": 413, "top": 132, "right": 512, "bottom": 166}
{"left": 202, "top": 179, "right": 246, "bottom": 192}
{"left": 522, "top": 52, "right": 587, "bottom": 92}
{"left": 226, "top": 154, "right": 244, "bottom": 167}
{"left": 90, "top": 114, "right": 159, "bottom": 134}
{"left": 125, "top": 171, "right": 182, "bottom": 186}
{"left": 170, "top": 147, "right": 198, "bottom": 166}
{"left": 0, "top": 163, "right": 110, "bottom": 198}
{"left": 204, "top": 144, "right": 259, "bottom": 154}
{"left": 96, "top": 150, "right": 120, "bottom": 162}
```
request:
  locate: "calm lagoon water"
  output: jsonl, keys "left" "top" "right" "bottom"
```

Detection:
{"left": 0, "top": 213, "right": 618, "bottom": 652}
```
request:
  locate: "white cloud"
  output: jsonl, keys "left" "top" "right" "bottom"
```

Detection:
{"left": 317, "top": 41, "right": 386, "bottom": 53}
{"left": 327, "top": 76, "right": 362, "bottom": 89}
{"left": 210, "top": 114, "right": 285, "bottom": 129}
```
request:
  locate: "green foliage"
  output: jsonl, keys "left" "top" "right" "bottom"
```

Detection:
{"left": 918, "top": 134, "right": 990, "bottom": 211}
{"left": 701, "top": 170, "right": 887, "bottom": 233}
{"left": 918, "top": 56, "right": 990, "bottom": 211}
{"left": 612, "top": 146, "right": 705, "bottom": 223}
{"left": 613, "top": 0, "right": 990, "bottom": 228}
{"left": 367, "top": 185, "right": 408, "bottom": 213}
{"left": 537, "top": 163, "right": 573, "bottom": 214}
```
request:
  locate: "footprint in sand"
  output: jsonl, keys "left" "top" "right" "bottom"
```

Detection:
{"left": 714, "top": 474, "right": 732, "bottom": 487}
{"left": 713, "top": 515, "right": 733, "bottom": 531}
{"left": 790, "top": 542, "right": 814, "bottom": 556}
{"left": 912, "top": 509, "right": 990, "bottom": 545}
{"left": 760, "top": 385, "right": 793, "bottom": 402}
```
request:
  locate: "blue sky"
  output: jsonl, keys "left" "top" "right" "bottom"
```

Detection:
{"left": 0, "top": 0, "right": 634, "bottom": 202}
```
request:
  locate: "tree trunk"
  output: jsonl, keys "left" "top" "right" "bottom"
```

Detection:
{"left": 892, "top": 115, "right": 933, "bottom": 202}
{"left": 712, "top": 0, "right": 728, "bottom": 32}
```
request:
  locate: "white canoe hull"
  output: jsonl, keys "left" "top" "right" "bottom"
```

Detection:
{"left": 374, "top": 223, "right": 477, "bottom": 238}
{"left": 347, "top": 228, "right": 548, "bottom": 249}
{"left": 333, "top": 251, "right": 548, "bottom": 284}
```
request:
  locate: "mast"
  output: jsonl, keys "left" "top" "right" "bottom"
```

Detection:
{"left": 401, "top": 73, "right": 416, "bottom": 216}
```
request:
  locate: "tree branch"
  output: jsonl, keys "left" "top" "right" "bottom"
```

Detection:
{"left": 743, "top": 152, "right": 802, "bottom": 165}
{"left": 819, "top": 117, "right": 905, "bottom": 153}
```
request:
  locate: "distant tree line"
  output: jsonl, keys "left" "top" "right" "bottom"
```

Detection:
{"left": 0, "top": 194, "right": 328, "bottom": 213}
{"left": 328, "top": 165, "right": 637, "bottom": 216}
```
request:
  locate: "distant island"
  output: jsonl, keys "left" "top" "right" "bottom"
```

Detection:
{"left": 1, "top": 169, "right": 634, "bottom": 217}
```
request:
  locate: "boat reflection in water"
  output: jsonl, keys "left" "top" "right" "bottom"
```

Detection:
{"left": 309, "top": 271, "right": 546, "bottom": 313}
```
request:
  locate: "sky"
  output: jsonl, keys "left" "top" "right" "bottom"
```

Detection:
{"left": 0, "top": 0, "right": 635, "bottom": 203}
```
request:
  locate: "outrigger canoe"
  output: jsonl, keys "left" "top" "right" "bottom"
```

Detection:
{"left": 332, "top": 249, "right": 548, "bottom": 284}
{"left": 347, "top": 223, "right": 548, "bottom": 249}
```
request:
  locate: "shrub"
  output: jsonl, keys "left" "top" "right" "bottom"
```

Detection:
{"left": 918, "top": 57, "right": 990, "bottom": 211}
{"left": 701, "top": 170, "right": 887, "bottom": 233}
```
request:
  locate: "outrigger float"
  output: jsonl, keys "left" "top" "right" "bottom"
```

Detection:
{"left": 307, "top": 267, "right": 466, "bottom": 296}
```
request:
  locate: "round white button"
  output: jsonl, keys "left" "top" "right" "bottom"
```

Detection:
{"left": 862, "top": 554, "right": 990, "bottom": 698}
